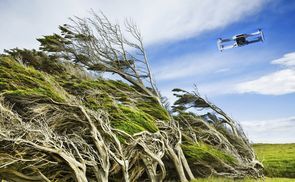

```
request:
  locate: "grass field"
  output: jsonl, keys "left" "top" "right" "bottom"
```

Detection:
{"left": 253, "top": 143, "right": 295, "bottom": 178}
{"left": 192, "top": 143, "right": 295, "bottom": 181}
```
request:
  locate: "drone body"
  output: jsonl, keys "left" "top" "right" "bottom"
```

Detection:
{"left": 217, "top": 29, "right": 264, "bottom": 51}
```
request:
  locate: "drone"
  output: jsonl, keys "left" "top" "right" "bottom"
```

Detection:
{"left": 217, "top": 29, "right": 264, "bottom": 51}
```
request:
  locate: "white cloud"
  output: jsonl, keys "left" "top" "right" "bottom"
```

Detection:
{"left": 111, "top": 0, "right": 267, "bottom": 45}
{"left": 0, "top": 0, "right": 90, "bottom": 51}
{"left": 153, "top": 49, "right": 259, "bottom": 82}
{"left": 236, "top": 52, "right": 295, "bottom": 95}
{"left": 240, "top": 117, "right": 295, "bottom": 143}
{"left": 236, "top": 69, "right": 295, "bottom": 95}
{"left": 154, "top": 49, "right": 275, "bottom": 98}
{"left": 154, "top": 53, "right": 227, "bottom": 81}
{"left": 0, "top": 0, "right": 267, "bottom": 51}
{"left": 197, "top": 80, "right": 237, "bottom": 96}
{"left": 215, "top": 68, "right": 231, "bottom": 73}
{"left": 271, "top": 52, "right": 295, "bottom": 67}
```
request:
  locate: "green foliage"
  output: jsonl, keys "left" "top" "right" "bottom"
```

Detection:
{"left": 37, "top": 33, "right": 70, "bottom": 53}
{"left": 58, "top": 70, "right": 168, "bottom": 131}
{"left": 59, "top": 78, "right": 159, "bottom": 134}
{"left": 37, "top": 25, "right": 94, "bottom": 64}
{"left": 4, "top": 48, "right": 65, "bottom": 74}
{"left": 136, "top": 99, "right": 170, "bottom": 121}
{"left": 0, "top": 55, "right": 164, "bottom": 135}
{"left": 172, "top": 88, "right": 209, "bottom": 112}
{"left": 113, "top": 105, "right": 158, "bottom": 134}
{"left": 0, "top": 56, "right": 65, "bottom": 102}
{"left": 182, "top": 143, "right": 236, "bottom": 165}
{"left": 253, "top": 144, "right": 295, "bottom": 178}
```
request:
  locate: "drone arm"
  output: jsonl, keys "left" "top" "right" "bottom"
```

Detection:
{"left": 247, "top": 29, "right": 263, "bottom": 37}
{"left": 247, "top": 38, "right": 263, "bottom": 44}
{"left": 220, "top": 44, "right": 237, "bottom": 51}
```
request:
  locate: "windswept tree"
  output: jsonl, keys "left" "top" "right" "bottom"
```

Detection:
{"left": 37, "top": 12, "right": 161, "bottom": 105}
{"left": 172, "top": 88, "right": 257, "bottom": 160}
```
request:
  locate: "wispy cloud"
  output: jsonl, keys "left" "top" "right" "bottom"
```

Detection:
{"left": 240, "top": 116, "right": 295, "bottom": 143}
{"left": 153, "top": 48, "right": 262, "bottom": 82}
{"left": 154, "top": 53, "right": 227, "bottom": 81}
{"left": 271, "top": 52, "right": 295, "bottom": 67}
{"left": 113, "top": 0, "right": 267, "bottom": 45}
{"left": 197, "top": 80, "right": 237, "bottom": 96}
{"left": 215, "top": 68, "right": 231, "bottom": 74}
{"left": 236, "top": 52, "right": 295, "bottom": 95}
{"left": 155, "top": 49, "right": 274, "bottom": 97}
{"left": 0, "top": 0, "right": 267, "bottom": 51}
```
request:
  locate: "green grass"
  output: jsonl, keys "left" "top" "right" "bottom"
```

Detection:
{"left": 191, "top": 144, "right": 295, "bottom": 181}
{"left": 253, "top": 143, "right": 295, "bottom": 178}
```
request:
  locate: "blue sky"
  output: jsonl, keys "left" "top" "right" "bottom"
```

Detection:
{"left": 147, "top": 0, "right": 295, "bottom": 143}
{"left": 0, "top": 0, "right": 294, "bottom": 143}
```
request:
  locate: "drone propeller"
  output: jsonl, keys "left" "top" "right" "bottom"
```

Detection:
{"left": 260, "top": 29, "right": 265, "bottom": 42}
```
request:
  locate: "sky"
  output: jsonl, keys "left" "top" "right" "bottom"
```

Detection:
{"left": 0, "top": 0, "right": 294, "bottom": 143}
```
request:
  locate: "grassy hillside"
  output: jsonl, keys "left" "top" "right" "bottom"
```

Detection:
{"left": 253, "top": 143, "right": 295, "bottom": 178}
